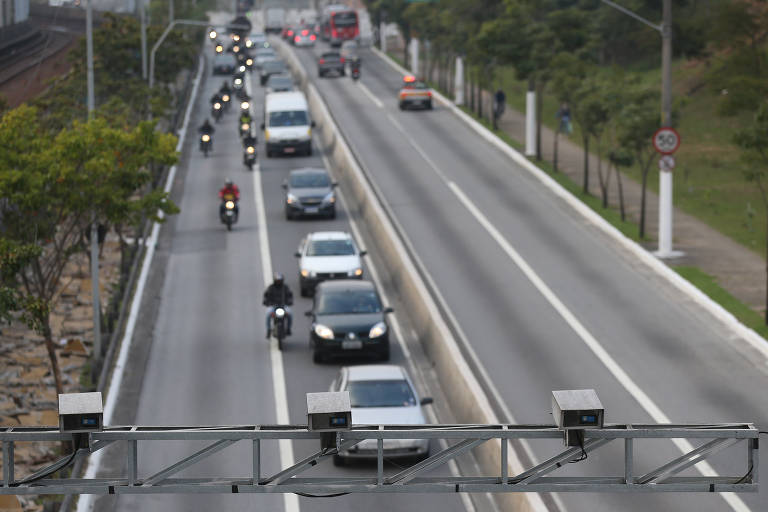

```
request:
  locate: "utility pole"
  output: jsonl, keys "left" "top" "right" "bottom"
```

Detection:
{"left": 169, "top": 0, "right": 174, "bottom": 23}
{"left": 85, "top": 0, "right": 102, "bottom": 365}
{"left": 600, "top": 0, "right": 679, "bottom": 258}
{"left": 141, "top": 0, "right": 148, "bottom": 80}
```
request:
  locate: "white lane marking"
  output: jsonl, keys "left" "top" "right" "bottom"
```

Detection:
{"left": 386, "top": 114, "right": 449, "bottom": 182}
{"left": 447, "top": 181, "right": 750, "bottom": 512}
{"left": 76, "top": 53, "right": 205, "bottom": 512}
{"left": 250, "top": 71, "right": 300, "bottom": 512}
{"left": 322, "top": 153, "right": 478, "bottom": 512}
{"left": 356, "top": 80, "right": 383, "bottom": 108}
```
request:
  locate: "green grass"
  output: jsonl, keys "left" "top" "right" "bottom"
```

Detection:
{"left": 674, "top": 266, "right": 768, "bottom": 338}
{"left": 496, "top": 61, "right": 765, "bottom": 256}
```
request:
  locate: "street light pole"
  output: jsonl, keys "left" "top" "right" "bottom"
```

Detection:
{"left": 85, "top": 0, "right": 102, "bottom": 364}
{"left": 141, "top": 0, "right": 148, "bottom": 80}
{"left": 600, "top": 0, "right": 679, "bottom": 257}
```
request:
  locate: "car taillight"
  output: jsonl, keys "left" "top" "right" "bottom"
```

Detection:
{"left": 287, "top": 30, "right": 294, "bottom": 36}
{"left": 319, "top": 58, "right": 325, "bottom": 64}
{"left": 295, "top": 35, "right": 300, "bottom": 42}
{"left": 340, "top": 57, "right": 345, "bottom": 63}
{"left": 302, "top": 29, "right": 309, "bottom": 36}
{"left": 427, "top": 91, "right": 432, "bottom": 97}
{"left": 310, "top": 34, "right": 316, "bottom": 41}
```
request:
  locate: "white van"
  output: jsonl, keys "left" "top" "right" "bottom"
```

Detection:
{"left": 262, "top": 91, "right": 315, "bottom": 157}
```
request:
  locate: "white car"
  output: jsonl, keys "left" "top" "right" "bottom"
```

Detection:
{"left": 295, "top": 232, "right": 365, "bottom": 296}
{"left": 329, "top": 365, "right": 432, "bottom": 464}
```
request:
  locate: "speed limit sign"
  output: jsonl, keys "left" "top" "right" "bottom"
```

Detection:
{"left": 653, "top": 127, "right": 681, "bottom": 155}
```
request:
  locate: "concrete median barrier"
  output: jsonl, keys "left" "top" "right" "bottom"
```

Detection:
{"left": 273, "top": 38, "right": 543, "bottom": 512}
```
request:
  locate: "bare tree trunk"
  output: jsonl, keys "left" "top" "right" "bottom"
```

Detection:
{"left": 553, "top": 128, "right": 559, "bottom": 172}
{"left": 615, "top": 164, "right": 626, "bottom": 221}
{"left": 583, "top": 135, "right": 590, "bottom": 194}
{"left": 43, "top": 320, "right": 64, "bottom": 395}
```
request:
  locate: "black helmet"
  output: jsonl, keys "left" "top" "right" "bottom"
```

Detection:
{"left": 224, "top": 178, "right": 233, "bottom": 187}
{"left": 273, "top": 272, "right": 284, "bottom": 285}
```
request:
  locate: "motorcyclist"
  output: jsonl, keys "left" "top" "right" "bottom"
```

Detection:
{"left": 199, "top": 118, "right": 215, "bottom": 135}
{"left": 242, "top": 133, "right": 257, "bottom": 149}
{"left": 239, "top": 109, "right": 253, "bottom": 135}
{"left": 263, "top": 272, "right": 293, "bottom": 338}
{"left": 242, "top": 133, "right": 257, "bottom": 166}
{"left": 218, "top": 178, "right": 240, "bottom": 219}
{"left": 220, "top": 81, "right": 233, "bottom": 96}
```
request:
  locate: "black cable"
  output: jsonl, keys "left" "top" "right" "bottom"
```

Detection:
{"left": 11, "top": 435, "right": 81, "bottom": 486}
{"left": 735, "top": 462, "right": 753, "bottom": 484}
{"left": 568, "top": 435, "right": 588, "bottom": 464}
{"left": 294, "top": 491, "right": 350, "bottom": 498}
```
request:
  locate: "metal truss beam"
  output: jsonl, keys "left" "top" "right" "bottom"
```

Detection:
{"left": 0, "top": 423, "right": 758, "bottom": 495}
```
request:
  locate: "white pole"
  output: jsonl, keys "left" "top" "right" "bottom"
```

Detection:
{"left": 141, "top": 0, "right": 147, "bottom": 80}
{"left": 658, "top": 170, "right": 673, "bottom": 255}
{"left": 454, "top": 56, "right": 464, "bottom": 105}
{"left": 525, "top": 90, "right": 536, "bottom": 157}
{"left": 410, "top": 37, "right": 419, "bottom": 76}
{"left": 379, "top": 21, "right": 386, "bottom": 53}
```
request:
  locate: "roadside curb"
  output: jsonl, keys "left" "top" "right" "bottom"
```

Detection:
{"left": 371, "top": 46, "right": 768, "bottom": 360}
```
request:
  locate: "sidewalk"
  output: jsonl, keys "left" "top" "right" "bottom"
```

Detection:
{"left": 495, "top": 102, "right": 766, "bottom": 314}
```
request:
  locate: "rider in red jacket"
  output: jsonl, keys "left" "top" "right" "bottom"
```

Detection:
{"left": 219, "top": 178, "right": 240, "bottom": 220}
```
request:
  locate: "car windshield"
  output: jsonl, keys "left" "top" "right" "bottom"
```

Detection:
{"left": 333, "top": 11, "right": 357, "bottom": 27}
{"left": 290, "top": 172, "right": 329, "bottom": 188}
{"left": 215, "top": 54, "right": 236, "bottom": 64}
{"left": 347, "top": 380, "right": 416, "bottom": 408}
{"left": 269, "top": 110, "right": 309, "bottom": 127}
{"left": 316, "top": 289, "right": 381, "bottom": 315}
{"left": 322, "top": 52, "right": 340, "bottom": 60}
{"left": 307, "top": 239, "right": 354, "bottom": 256}
{"left": 268, "top": 76, "right": 293, "bottom": 89}
{"left": 264, "top": 61, "right": 286, "bottom": 72}
{"left": 403, "top": 81, "right": 428, "bottom": 90}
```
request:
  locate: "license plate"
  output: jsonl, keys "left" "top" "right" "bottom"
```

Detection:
{"left": 342, "top": 340, "right": 362, "bottom": 350}
{"left": 304, "top": 207, "right": 319, "bottom": 213}
{"left": 284, "top": 147, "right": 295, "bottom": 153}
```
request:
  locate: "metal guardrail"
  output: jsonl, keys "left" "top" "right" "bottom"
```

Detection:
{"left": 0, "top": 423, "right": 758, "bottom": 495}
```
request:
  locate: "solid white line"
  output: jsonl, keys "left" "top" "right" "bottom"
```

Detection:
{"left": 356, "top": 80, "right": 383, "bottom": 108}
{"left": 322, "top": 153, "right": 477, "bottom": 512}
{"left": 447, "top": 181, "right": 751, "bottom": 512}
{"left": 386, "top": 114, "right": 449, "bottom": 181}
{"left": 250, "top": 71, "right": 300, "bottom": 512}
{"left": 76, "top": 53, "right": 205, "bottom": 512}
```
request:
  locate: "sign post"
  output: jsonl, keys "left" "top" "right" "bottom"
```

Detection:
{"left": 652, "top": 127, "right": 682, "bottom": 258}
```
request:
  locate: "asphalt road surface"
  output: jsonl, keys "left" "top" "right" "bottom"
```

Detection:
{"left": 108, "top": 42, "right": 470, "bottom": 512}
{"left": 287, "top": 39, "right": 768, "bottom": 512}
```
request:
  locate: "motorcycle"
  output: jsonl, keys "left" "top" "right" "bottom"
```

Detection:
{"left": 212, "top": 101, "right": 223, "bottom": 121}
{"left": 221, "top": 93, "right": 231, "bottom": 110}
{"left": 233, "top": 74, "right": 244, "bottom": 90}
{"left": 270, "top": 306, "right": 288, "bottom": 350}
{"left": 239, "top": 119, "right": 251, "bottom": 138}
{"left": 200, "top": 133, "right": 212, "bottom": 157}
{"left": 244, "top": 143, "right": 257, "bottom": 170}
{"left": 220, "top": 194, "right": 238, "bottom": 231}
{"left": 351, "top": 66, "right": 360, "bottom": 80}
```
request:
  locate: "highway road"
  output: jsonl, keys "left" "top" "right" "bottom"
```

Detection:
{"left": 101, "top": 35, "right": 471, "bottom": 512}
{"left": 288, "top": 39, "right": 768, "bottom": 512}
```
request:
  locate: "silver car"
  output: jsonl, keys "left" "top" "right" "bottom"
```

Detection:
{"left": 329, "top": 364, "right": 433, "bottom": 464}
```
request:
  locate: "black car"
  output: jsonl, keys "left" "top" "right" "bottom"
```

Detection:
{"left": 307, "top": 280, "right": 392, "bottom": 363}
{"left": 260, "top": 60, "right": 287, "bottom": 85}
{"left": 213, "top": 53, "right": 237, "bottom": 75}
{"left": 318, "top": 51, "right": 345, "bottom": 77}
{"left": 283, "top": 168, "right": 337, "bottom": 219}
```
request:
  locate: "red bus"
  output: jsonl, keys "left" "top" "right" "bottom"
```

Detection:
{"left": 321, "top": 5, "right": 359, "bottom": 46}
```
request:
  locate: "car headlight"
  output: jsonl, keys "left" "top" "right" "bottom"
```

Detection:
{"left": 300, "top": 269, "right": 309, "bottom": 277}
{"left": 369, "top": 322, "right": 387, "bottom": 339}
{"left": 322, "top": 191, "right": 335, "bottom": 204}
{"left": 314, "top": 324, "right": 334, "bottom": 340}
{"left": 246, "top": 146, "right": 255, "bottom": 154}
{"left": 286, "top": 193, "right": 298, "bottom": 204}
{"left": 352, "top": 268, "right": 363, "bottom": 277}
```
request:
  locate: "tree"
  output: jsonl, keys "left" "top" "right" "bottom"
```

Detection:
{"left": 614, "top": 89, "right": 660, "bottom": 239}
{"left": 0, "top": 105, "right": 179, "bottom": 394}
{"left": 734, "top": 102, "right": 768, "bottom": 324}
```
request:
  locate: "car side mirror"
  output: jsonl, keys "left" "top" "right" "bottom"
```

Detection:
{"left": 260, "top": 123, "right": 265, "bottom": 130}
{"left": 420, "top": 397, "right": 434, "bottom": 406}
{"left": 384, "top": 307, "right": 394, "bottom": 314}
{"left": 359, "top": 250, "right": 367, "bottom": 256}
{"left": 294, "top": 252, "right": 301, "bottom": 258}
{"left": 304, "top": 311, "right": 313, "bottom": 317}
{"left": 311, "top": 120, "right": 316, "bottom": 128}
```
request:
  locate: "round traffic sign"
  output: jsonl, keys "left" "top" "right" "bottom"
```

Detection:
{"left": 653, "top": 127, "right": 681, "bottom": 155}
{"left": 659, "top": 155, "right": 675, "bottom": 171}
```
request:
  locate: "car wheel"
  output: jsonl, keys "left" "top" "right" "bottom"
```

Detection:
{"left": 327, "top": 207, "right": 336, "bottom": 220}
{"left": 427, "top": 100, "right": 433, "bottom": 110}
{"left": 305, "top": 145, "right": 313, "bottom": 156}
{"left": 318, "top": 70, "right": 324, "bottom": 78}
{"left": 399, "top": 102, "right": 405, "bottom": 110}
{"left": 332, "top": 455, "right": 346, "bottom": 467}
